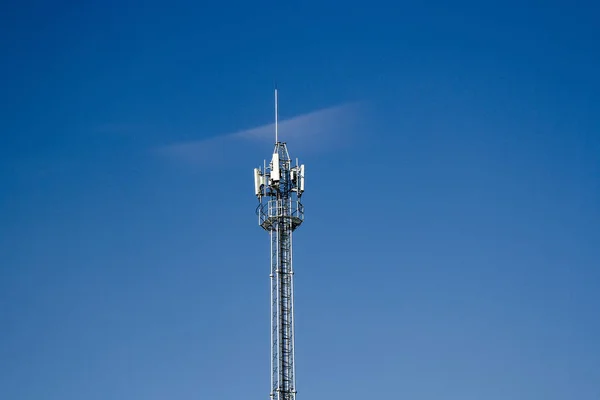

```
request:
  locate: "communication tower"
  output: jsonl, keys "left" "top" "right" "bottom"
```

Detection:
{"left": 254, "top": 90, "right": 305, "bottom": 400}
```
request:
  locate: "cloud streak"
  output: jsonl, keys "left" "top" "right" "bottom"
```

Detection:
{"left": 157, "top": 101, "right": 364, "bottom": 165}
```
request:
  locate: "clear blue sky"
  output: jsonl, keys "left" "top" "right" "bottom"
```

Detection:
{"left": 1, "top": 1, "right": 599, "bottom": 399}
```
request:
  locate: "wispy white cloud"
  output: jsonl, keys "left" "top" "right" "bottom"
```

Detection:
{"left": 232, "top": 101, "right": 362, "bottom": 142}
{"left": 156, "top": 101, "right": 364, "bottom": 165}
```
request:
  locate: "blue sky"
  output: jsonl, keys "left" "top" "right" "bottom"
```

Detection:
{"left": 1, "top": 1, "right": 599, "bottom": 399}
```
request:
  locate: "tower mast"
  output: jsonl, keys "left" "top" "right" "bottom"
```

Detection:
{"left": 254, "top": 90, "right": 305, "bottom": 400}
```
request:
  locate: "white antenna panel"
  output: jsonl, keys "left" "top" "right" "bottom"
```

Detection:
{"left": 290, "top": 168, "right": 297, "bottom": 183}
{"left": 271, "top": 153, "right": 280, "bottom": 182}
{"left": 254, "top": 168, "right": 262, "bottom": 196}
{"left": 299, "top": 164, "right": 305, "bottom": 192}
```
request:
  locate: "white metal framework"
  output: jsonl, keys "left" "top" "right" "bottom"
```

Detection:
{"left": 254, "top": 90, "right": 305, "bottom": 400}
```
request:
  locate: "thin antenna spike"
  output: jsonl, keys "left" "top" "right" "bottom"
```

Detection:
{"left": 275, "top": 88, "right": 278, "bottom": 143}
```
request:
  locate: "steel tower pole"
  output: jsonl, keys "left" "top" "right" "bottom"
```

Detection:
{"left": 255, "top": 140, "right": 305, "bottom": 400}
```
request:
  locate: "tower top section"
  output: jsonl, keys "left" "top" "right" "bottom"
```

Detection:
{"left": 254, "top": 90, "right": 305, "bottom": 231}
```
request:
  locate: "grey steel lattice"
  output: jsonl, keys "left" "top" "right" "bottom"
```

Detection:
{"left": 255, "top": 141, "right": 304, "bottom": 400}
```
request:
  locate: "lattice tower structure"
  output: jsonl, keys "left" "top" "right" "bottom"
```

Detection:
{"left": 254, "top": 97, "right": 305, "bottom": 400}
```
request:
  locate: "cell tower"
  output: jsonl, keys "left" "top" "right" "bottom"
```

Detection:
{"left": 254, "top": 89, "right": 305, "bottom": 400}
